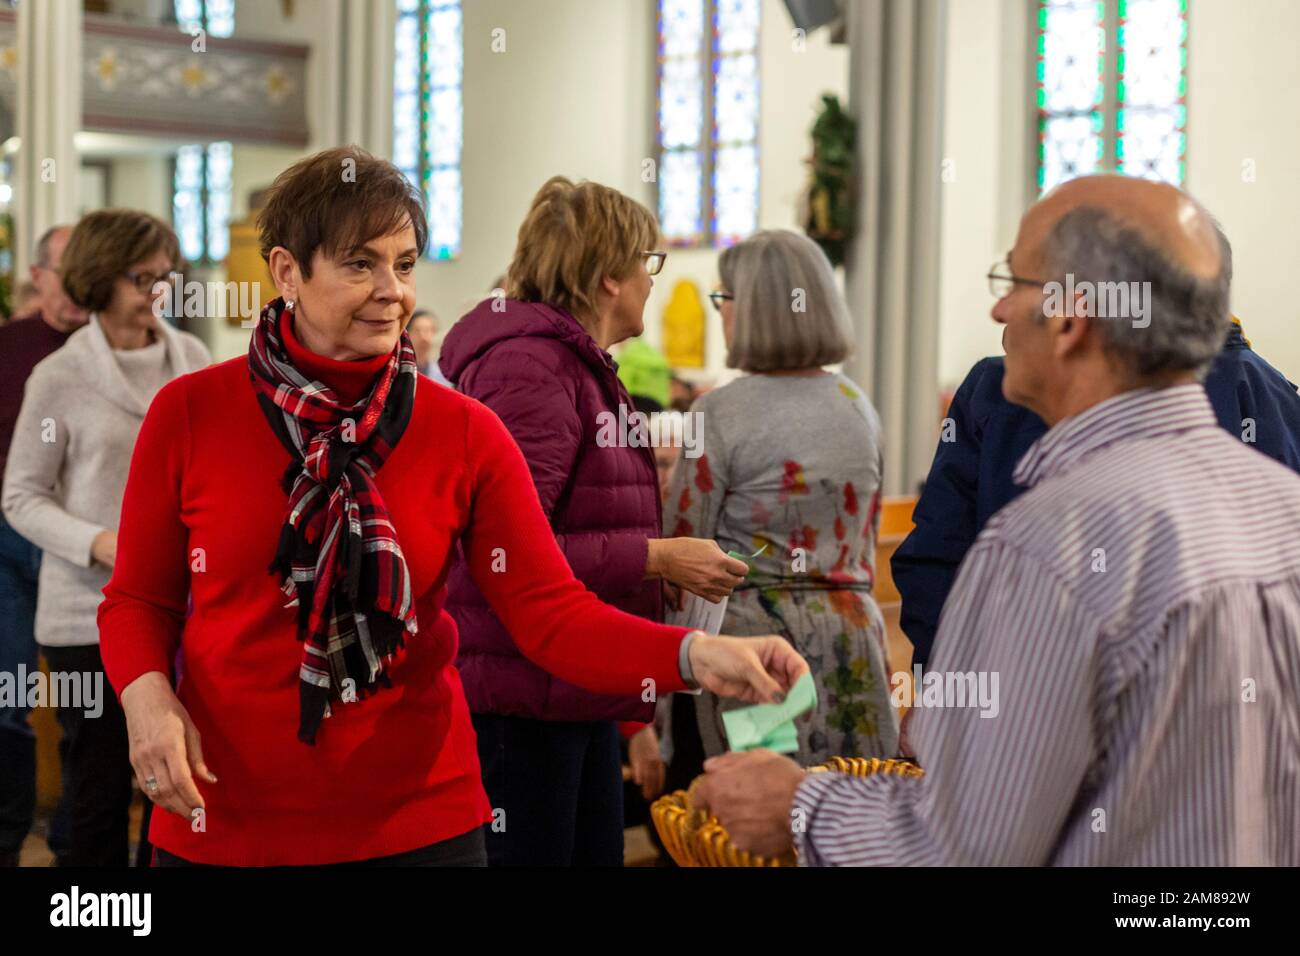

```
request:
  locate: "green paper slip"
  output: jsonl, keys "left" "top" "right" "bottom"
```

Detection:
{"left": 726, "top": 550, "right": 753, "bottom": 578}
{"left": 727, "top": 544, "right": 770, "bottom": 570}
{"left": 721, "top": 671, "right": 817, "bottom": 753}
{"left": 761, "top": 721, "right": 800, "bottom": 754}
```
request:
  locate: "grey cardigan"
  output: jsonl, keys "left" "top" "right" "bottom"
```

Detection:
{"left": 2, "top": 316, "right": 210, "bottom": 647}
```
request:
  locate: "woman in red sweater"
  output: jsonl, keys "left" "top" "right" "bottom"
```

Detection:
{"left": 97, "top": 146, "right": 805, "bottom": 867}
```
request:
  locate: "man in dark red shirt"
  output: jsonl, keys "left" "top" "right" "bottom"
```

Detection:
{"left": 0, "top": 224, "right": 86, "bottom": 866}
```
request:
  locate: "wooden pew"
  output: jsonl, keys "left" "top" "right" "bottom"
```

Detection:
{"left": 876, "top": 495, "right": 917, "bottom": 682}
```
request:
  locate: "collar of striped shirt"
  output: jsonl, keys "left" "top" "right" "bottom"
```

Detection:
{"left": 1013, "top": 383, "right": 1216, "bottom": 488}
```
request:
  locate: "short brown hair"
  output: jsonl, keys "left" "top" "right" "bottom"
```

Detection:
{"left": 507, "top": 177, "right": 659, "bottom": 319}
{"left": 257, "top": 145, "right": 427, "bottom": 278}
{"left": 61, "top": 210, "right": 180, "bottom": 313}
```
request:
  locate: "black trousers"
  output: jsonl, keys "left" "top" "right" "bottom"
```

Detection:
{"left": 153, "top": 824, "right": 487, "bottom": 867}
{"left": 0, "top": 515, "right": 41, "bottom": 859}
{"left": 39, "top": 644, "right": 134, "bottom": 867}
{"left": 473, "top": 714, "right": 623, "bottom": 867}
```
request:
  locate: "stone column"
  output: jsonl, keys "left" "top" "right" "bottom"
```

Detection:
{"left": 315, "top": 0, "right": 395, "bottom": 156}
{"left": 841, "top": 0, "right": 947, "bottom": 494}
{"left": 13, "top": 0, "right": 82, "bottom": 276}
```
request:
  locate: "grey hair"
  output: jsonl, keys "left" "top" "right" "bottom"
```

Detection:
{"left": 719, "top": 229, "right": 852, "bottom": 372}
{"left": 1040, "top": 206, "right": 1231, "bottom": 380}
{"left": 34, "top": 224, "right": 72, "bottom": 269}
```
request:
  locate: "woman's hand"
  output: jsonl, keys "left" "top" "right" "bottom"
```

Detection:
{"left": 90, "top": 529, "right": 118, "bottom": 569}
{"left": 628, "top": 725, "right": 667, "bottom": 801}
{"left": 647, "top": 538, "right": 748, "bottom": 603}
{"left": 120, "top": 671, "right": 216, "bottom": 820}
{"left": 688, "top": 634, "right": 809, "bottom": 704}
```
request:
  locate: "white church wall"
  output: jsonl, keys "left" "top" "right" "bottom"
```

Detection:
{"left": 73, "top": 0, "right": 848, "bottom": 372}
{"left": 937, "top": 0, "right": 1300, "bottom": 390}
{"left": 411, "top": 0, "right": 656, "bottom": 344}
{"left": 935, "top": 0, "right": 1019, "bottom": 391}
{"left": 415, "top": 0, "right": 849, "bottom": 383}
{"left": 104, "top": 154, "right": 172, "bottom": 219}
{"left": 1185, "top": 0, "right": 1300, "bottom": 380}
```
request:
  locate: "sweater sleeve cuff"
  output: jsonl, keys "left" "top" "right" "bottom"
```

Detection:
{"left": 678, "top": 630, "right": 704, "bottom": 695}
{"left": 4, "top": 503, "right": 103, "bottom": 569}
{"left": 67, "top": 520, "right": 106, "bottom": 570}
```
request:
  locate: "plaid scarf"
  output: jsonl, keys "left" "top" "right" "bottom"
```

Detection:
{"left": 248, "top": 298, "right": 419, "bottom": 744}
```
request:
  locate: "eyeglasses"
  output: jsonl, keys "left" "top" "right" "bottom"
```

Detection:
{"left": 987, "top": 259, "right": 1046, "bottom": 299}
{"left": 123, "top": 269, "right": 179, "bottom": 294}
{"left": 642, "top": 250, "right": 667, "bottom": 276}
{"left": 708, "top": 290, "right": 734, "bottom": 311}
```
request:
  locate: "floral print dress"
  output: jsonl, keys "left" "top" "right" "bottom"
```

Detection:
{"left": 664, "top": 372, "right": 899, "bottom": 764}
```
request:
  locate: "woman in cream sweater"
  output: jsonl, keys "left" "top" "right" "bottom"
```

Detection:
{"left": 2, "top": 210, "right": 209, "bottom": 866}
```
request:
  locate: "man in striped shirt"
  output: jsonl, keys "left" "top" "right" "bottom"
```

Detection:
{"left": 695, "top": 175, "right": 1300, "bottom": 865}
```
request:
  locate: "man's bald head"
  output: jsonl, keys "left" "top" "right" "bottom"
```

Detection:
{"left": 34, "top": 224, "right": 74, "bottom": 270}
{"left": 1026, "top": 175, "right": 1223, "bottom": 281}
{"left": 28, "top": 222, "right": 88, "bottom": 332}
{"left": 1015, "top": 175, "right": 1232, "bottom": 381}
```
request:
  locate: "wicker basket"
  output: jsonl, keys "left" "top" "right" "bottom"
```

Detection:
{"left": 650, "top": 757, "right": 924, "bottom": 867}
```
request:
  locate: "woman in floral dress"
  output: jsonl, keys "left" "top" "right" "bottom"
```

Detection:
{"left": 664, "top": 230, "right": 898, "bottom": 763}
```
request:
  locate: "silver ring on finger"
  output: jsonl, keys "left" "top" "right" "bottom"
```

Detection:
{"left": 145, "top": 776, "right": 161, "bottom": 795}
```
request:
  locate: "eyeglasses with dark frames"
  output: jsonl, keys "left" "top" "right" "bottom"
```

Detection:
{"left": 642, "top": 250, "right": 667, "bottom": 276}
{"left": 123, "top": 269, "right": 180, "bottom": 294}
{"left": 708, "top": 290, "right": 734, "bottom": 311}
{"left": 986, "top": 259, "right": 1047, "bottom": 299}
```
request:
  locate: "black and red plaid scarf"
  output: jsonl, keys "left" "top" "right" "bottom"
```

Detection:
{"left": 248, "top": 297, "right": 419, "bottom": 744}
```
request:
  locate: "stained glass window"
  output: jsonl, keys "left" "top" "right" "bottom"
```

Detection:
{"left": 657, "top": 0, "right": 761, "bottom": 247}
{"left": 394, "top": 0, "right": 463, "bottom": 260}
{"left": 1117, "top": 0, "right": 1187, "bottom": 183}
{"left": 1037, "top": 0, "right": 1186, "bottom": 193}
{"left": 174, "top": 0, "right": 234, "bottom": 37}
{"left": 659, "top": 0, "right": 707, "bottom": 244}
{"left": 173, "top": 142, "right": 233, "bottom": 266}
{"left": 171, "top": 3, "right": 233, "bottom": 265}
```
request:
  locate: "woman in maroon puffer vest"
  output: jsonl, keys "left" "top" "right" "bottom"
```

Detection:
{"left": 439, "top": 177, "right": 748, "bottom": 865}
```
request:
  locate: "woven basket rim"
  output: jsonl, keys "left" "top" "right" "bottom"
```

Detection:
{"left": 649, "top": 756, "right": 923, "bottom": 867}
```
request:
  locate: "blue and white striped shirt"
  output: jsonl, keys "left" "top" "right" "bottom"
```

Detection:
{"left": 794, "top": 384, "right": 1300, "bottom": 865}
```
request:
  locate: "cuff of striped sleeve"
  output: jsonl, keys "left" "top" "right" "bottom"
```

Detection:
{"left": 792, "top": 770, "right": 914, "bottom": 867}
{"left": 792, "top": 771, "right": 841, "bottom": 867}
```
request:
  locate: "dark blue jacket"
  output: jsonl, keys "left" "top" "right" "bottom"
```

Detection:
{"left": 892, "top": 322, "right": 1300, "bottom": 667}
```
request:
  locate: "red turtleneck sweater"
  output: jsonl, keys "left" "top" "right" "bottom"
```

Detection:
{"left": 98, "top": 312, "right": 690, "bottom": 865}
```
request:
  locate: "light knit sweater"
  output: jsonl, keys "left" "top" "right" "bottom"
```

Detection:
{"left": 2, "top": 315, "right": 210, "bottom": 646}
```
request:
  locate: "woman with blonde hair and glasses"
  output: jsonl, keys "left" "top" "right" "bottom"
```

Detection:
{"left": 439, "top": 176, "right": 753, "bottom": 865}
{"left": 97, "top": 150, "right": 801, "bottom": 867}
{"left": 665, "top": 229, "right": 899, "bottom": 766}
